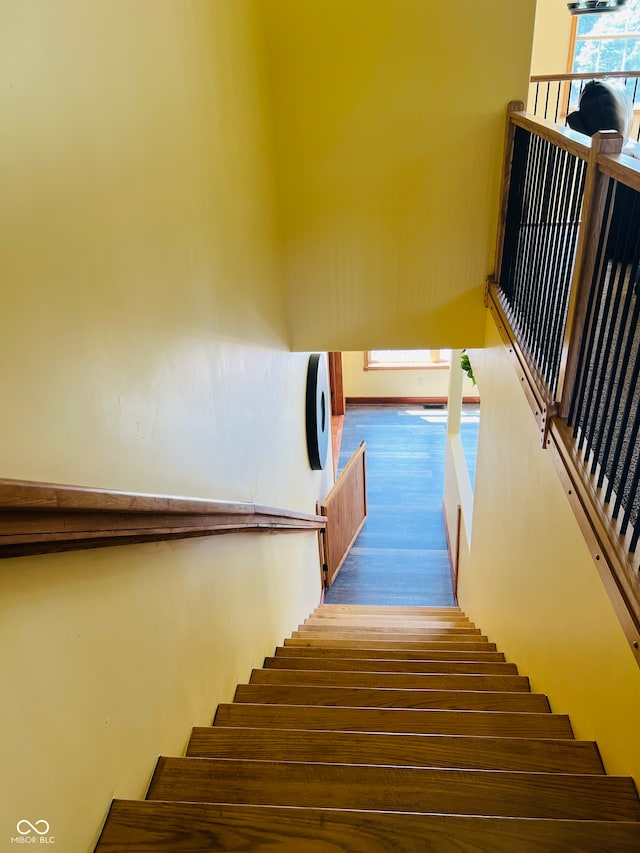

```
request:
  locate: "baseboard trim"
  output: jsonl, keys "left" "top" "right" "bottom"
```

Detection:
{"left": 345, "top": 396, "right": 480, "bottom": 405}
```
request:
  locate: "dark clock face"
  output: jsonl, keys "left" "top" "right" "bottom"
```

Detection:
{"left": 306, "top": 354, "right": 330, "bottom": 471}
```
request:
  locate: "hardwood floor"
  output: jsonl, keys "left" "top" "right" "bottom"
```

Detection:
{"left": 325, "top": 403, "right": 478, "bottom": 606}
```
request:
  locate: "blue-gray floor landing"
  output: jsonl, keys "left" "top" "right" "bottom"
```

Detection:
{"left": 324, "top": 403, "right": 478, "bottom": 606}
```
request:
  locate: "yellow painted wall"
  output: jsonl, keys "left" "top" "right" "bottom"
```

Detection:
{"left": 260, "top": 0, "right": 537, "bottom": 351}
{"left": 0, "top": 2, "right": 331, "bottom": 849}
{"left": 457, "top": 315, "right": 640, "bottom": 783}
{"left": 342, "top": 350, "right": 478, "bottom": 399}
{"left": 528, "top": 0, "right": 574, "bottom": 113}
{"left": 530, "top": 0, "right": 573, "bottom": 76}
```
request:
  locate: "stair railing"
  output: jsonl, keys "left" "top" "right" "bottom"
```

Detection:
{"left": 490, "top": 101, "right": 640, "bottom": 665}
{"left": 529, "top": 72, "right": 640, "bottom": 142}
{"left": 0, "top": 476, "right": 326, "bottom": 558}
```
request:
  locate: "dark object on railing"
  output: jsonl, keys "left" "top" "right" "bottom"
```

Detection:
{"left": 567, "top": 80, "right": 633, "bottom": 138}
{"left": 567, "top": 180, "right": 640, "bottom": 550}
{"left": 0, "top": 477, "right": 326, "bottom": 558}
{"left": 530, "top": 73, "right": 640, "bottom": 143}
{"left": 500, "top": 125, "right": 587, "bottom": 398}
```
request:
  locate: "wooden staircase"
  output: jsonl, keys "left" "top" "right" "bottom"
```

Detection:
{"left": 95, "top": 604, "right": 640, "bottom": 851}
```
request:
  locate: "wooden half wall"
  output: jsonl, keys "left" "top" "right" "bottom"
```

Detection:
{"left": 319, "top": 442, "right": 367, "bottom": 588}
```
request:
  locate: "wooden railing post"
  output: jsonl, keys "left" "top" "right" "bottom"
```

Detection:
{"left": 556, "top": 130, "right": 623, "bottom": 417}
{"left": 491, "top": 100, "right": 525, "bottom": 292}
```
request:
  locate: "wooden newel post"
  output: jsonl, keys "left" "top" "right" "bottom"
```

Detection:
{"left": 492, "top": 100, "right": 526, "bottom": 293}
{"left": 556, "top": 129, "right": 623, "bottom": 418}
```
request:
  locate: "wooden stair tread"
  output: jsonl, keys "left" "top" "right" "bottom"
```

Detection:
{"left": 214, "top": 703, "right": 575, "bottom": 738}
{"left": 274, "top": 644, "right": 507, "bottom": 661}
{"left": 146, "top": 757, "right": 640, "bottom": 821}
{"left": 233, "top": 683, "right": 551, "bottom": 712}
{"left": 314, "top": 605, "right": 466, "bottom": 614}
{"left": 250, "top": 668, "right": 530, "bottom": 691}
{"left": 265, "top": 654, "right": 517, "bottom": 673}
{"left": 96, "top": 801, "right": 640, "bottom": 852}
{"left": 95, "top": 604, "right": 640, "bottom": 848}
{"left": 300, "top": 623, "right": 481, "bottom": 635}
{"left": 284, "top": 637, "right": 497, "bottom": 651}
{"left": 309, "top": 608, "right": 472, "bottom": 618}
{"left": 306, "top": 617, "right": 476, "bottom": 628}
{"left": 187, "top": 727, "right": 605, "bottom": 773}
{"left": 291, "top": 630, "right": 489, "bottom": 642}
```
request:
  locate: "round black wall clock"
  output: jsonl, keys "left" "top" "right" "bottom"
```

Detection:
{"left": 305, "top": 353, "right": 329, "bottom": 471}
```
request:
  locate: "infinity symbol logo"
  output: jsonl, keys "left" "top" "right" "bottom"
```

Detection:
{"left": 17, "top": 819, "right": 50, "bottom": 836}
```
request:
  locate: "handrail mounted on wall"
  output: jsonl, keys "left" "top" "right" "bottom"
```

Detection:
{"left": 0, "top": 477, "right": 326, "bottom": 558}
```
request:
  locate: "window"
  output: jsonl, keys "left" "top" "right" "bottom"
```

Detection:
{"left": 364, "top": 350, "right": 451, "bottom": 370}
{"left": 566, "top": 4, "right": 640, "bottom": 123}
{"left": 570, "top": 4, "right": 640, "bottom": 88}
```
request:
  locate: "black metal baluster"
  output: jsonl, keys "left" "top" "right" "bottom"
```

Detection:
{"left": 500, "top": 126, "right": 530, "bottom": 301}
{"left": 575, "top": 185, "right": 623, "bottom": 457}
{"left": 614, "top": 318, "right": 640, "bottom": 534}
{"left": 554, "top": 82, "right": 562, "bottom": 124}
{"left": 524, "top": 137, "right": 551, "bottom": 356}
{"left": 515, "top": 132, "right": 541, "bottom": 339}
{"left": 568, "top": 180, "right": 616, "bottom": 435}
{"left": 537, "top": 145, "right": 569, "bottom": 386}
{"left": 600, "top": 189, "right": 640, "bottom": 497}
{"left": 544, "top": 82, "right": 551, "bottom": 122}
{"left": 595, "top": 210, "right": 635, "bottom": 485}
{"left": 587, "top": 188, "right": 635, "bottom": 477}
{"left": 531, "top": 142, "right": 560, "bottom": 372}
{"left": 550, "top": 157, "right": 587, "bottom": 395}
{"left": 548, "top": 154, "right": 576, "bottom": 393}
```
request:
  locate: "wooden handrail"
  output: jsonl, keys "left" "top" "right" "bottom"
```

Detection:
{"left": 510, "top": 111, "right": 592, "bottom": 160}
{"left": 0, "top": 477, "right": 326, "bottom": 558}
{"left": 597, "top": 149, "right": 640, "bottom": 191}
{"left": 531, "top": 71, "right": 640, "bottom": 83}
